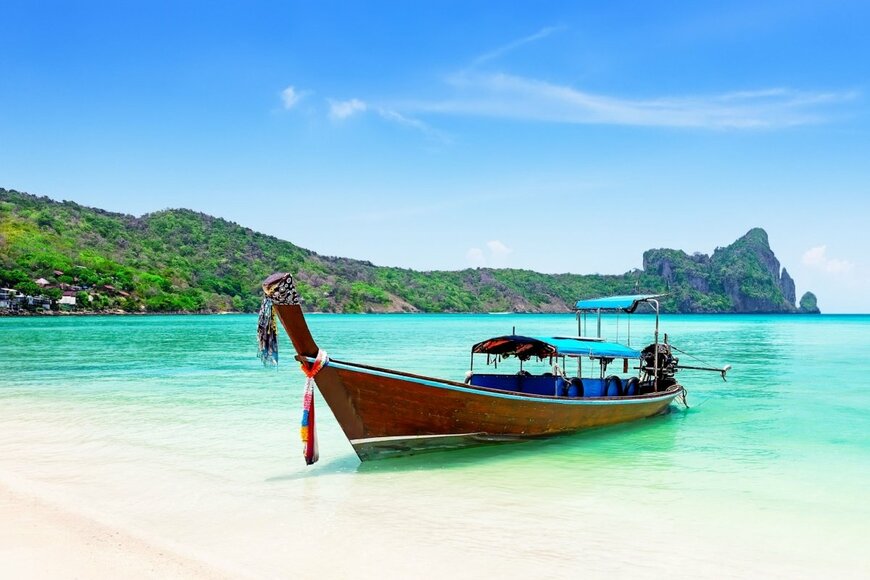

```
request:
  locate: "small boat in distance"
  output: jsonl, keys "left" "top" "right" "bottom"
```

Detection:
{"left": 259, "top": 273, "right": 728, "bottom": 462}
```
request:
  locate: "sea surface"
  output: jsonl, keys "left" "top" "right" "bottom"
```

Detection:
{"left": 1, "top": 313, "right": 868, "bottom": 578}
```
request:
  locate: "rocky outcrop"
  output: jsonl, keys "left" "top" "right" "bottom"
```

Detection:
{"left": 711, "top": 228, "right": 795, "bottom": 312}
{"left": 780, "top": 268, "right": 796, "bottom": 306}
{"left": 799, "top": 291, "right": 821, "bottom": 314}
{"left": 642, "top": 228, "right": 817, "bottom": 313}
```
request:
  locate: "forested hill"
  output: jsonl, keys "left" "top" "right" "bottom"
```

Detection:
{"left": 0, "top": 188, "right": 819, "bottom": 314}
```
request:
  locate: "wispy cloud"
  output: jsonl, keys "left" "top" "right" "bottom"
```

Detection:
{"left": 467, "top": 240, "right": 513, "bottom": 268}
{"left": 280, "top": 85, "right": 307, "bottom": 110}
{"left": 324, "top": 96, "right": 449, "bottom": 140}
{"left": 466, "top": 247, "right": 487, "bottom": 268}
{"left": 329, "top": 98, "right": 367, "bottom": 120}
{"left": 303, "top": 26, "right": 855, "bottom": 133}
{"left": 803, "top": 245, "right": 854, "bottom": 274}
{"left": 486, "top": 240, "right": 513, "bottom": 266}
{"left": 406, "top": 72, "right": 856, "bottom": 129}
{"left": 376, "top": 108, "right": 451, "bottom": 142}
{"left": 467, "top": 25, "right": 565, "bottom": 69}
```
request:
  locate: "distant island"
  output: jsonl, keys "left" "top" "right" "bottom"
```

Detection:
{"left": 0, "top": 188, "right": 819, "bottom": 314}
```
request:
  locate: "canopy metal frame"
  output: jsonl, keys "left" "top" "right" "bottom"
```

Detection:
{"left": 575, "top": 295, "right": 662, "bottom": 390}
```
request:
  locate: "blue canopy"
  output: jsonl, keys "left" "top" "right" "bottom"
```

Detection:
{"left": 574, "top": 294, "right": 663, "bottom": 313}
{"left": 472, "top": 335, "right": 640, "bottom": 360}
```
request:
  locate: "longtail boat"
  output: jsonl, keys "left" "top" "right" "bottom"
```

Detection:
{"left": 258, "top": 273, "right": 729, "bottom": 463}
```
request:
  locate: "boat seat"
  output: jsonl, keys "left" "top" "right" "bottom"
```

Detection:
{"left": 469, "top": 373, "right": 561, "bottom": 396}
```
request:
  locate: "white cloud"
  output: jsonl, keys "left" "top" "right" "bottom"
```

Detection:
{"left": 280, "top": 85, "right": 306, "bottom": 109}
{"left": 466, "top": 247, "right": 486, "bottom": 268}
{"left": 486, "top": 240, "right": 513, "bottom": 267}
{"left": 466, "top": 240, "right": 513, "bottom": 268}
{"left": 802, "top": 245, "right": 854, "bottom": 274}
{"left": 308, "top": 28, "right": 854, "bottom": 133}
{"left": 469, "top": 26, "right": 564, "bottom": 69}
{"left": 329, "top": 98, "right": 367, "bottom": 120}
{"left": 376, "top": 108, "right": 450, "bottom": 142}
{"left": 322, "top": 99, "right": 449, "bottom": 139}
{"left": 408, "top": 72, "right": 857, "bottom": 129}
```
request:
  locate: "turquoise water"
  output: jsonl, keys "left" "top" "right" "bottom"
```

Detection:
{"left": 1, "top": 313, "right": 868, "bottom": 577}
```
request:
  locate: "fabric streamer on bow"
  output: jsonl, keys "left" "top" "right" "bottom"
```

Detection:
{"left": 257, "top": 297, "right": 279, "bottom": 366}
{"left": 299, "top": 349, "right": 329, "bottom": 465}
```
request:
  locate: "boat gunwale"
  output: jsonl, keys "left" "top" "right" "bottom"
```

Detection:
{"left": 297, "top": 354, "right": 683, "bottom": 406}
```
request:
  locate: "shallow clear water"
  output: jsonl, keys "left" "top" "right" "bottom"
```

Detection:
{"left": 1, "top": 314, "right": 868, "bottom": 578}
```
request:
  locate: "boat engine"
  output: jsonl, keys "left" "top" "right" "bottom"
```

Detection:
{"left": 640, "top": 343, "right": 679, "bottom": 387}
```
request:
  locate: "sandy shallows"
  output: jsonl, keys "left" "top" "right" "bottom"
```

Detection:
{"left": 0, "top": 481, "right": 224, "bottom": 579}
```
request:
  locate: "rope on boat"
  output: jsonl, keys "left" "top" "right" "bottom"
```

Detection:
{"left": 299, "top": 349, "right": 329, "bottom": 465}
{"left": 669, "top": 344, "right": 716, "bottom": 369}
{"left": 688, "top": 391, "right": 720, "bottom": 409}
{"left": 678, "top": 388, "right": 690, "bottom": 409}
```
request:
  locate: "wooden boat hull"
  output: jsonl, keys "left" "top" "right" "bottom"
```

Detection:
{"left": 267, "top": 292, "right": 682, "bottom": 461}
{"left": 313, "top": 358, "right": 681, "bottom": 460}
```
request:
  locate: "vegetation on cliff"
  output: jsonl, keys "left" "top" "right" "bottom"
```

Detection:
{"left": 0, "top": 188, "right": 817, "bottom": 313}
{"left": 799, "top": 291, "right": 821, "bottom": 314}
{"left": 643, "top": 228, "right": 800, "bottom": 313}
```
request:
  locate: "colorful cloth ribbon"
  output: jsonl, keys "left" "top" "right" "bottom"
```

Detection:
{"left": 299, "top": 349, "right": 328, "bottom": 465}
{"left": 256, "top": 298, "right": 279, "bottom": 366}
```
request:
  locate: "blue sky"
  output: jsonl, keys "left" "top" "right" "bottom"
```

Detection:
{"left": 2, "top": 1, "right": 869, "bottom": 311}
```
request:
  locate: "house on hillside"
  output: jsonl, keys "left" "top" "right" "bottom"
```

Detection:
{"left": 26, "top": 295, "right": 51, "bottom": 310}
{"left": 35, "top": 277, "right": 50, "bottom": 287}
{"left": 0, "top": 288, "right": 17, "bottom": 310}
{"left": 58, "top": 291, "right": 77, "bottom": 309}
{"left": 0, "top": 289, "right": 52, "bottom": 312}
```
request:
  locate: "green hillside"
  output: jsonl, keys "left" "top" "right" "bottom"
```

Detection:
{"left": 0, "top": 188, "right": 817, "bottom": 314}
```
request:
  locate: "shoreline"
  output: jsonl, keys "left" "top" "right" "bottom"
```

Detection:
{"left": 0, "top": 480, "right": 224, "bottom": 579}
{"left": 0, "top": 309, "right": 252, "bottom": 317}
{"left": 0, "top": 309, "right": 832, "bottom": 317}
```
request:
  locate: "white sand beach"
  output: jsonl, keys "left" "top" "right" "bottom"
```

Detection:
{"left": 0, "top": 481, "right": 221, "bottom": 579}
{"left": 2, "top": 459, "right": 866, "bottom": 580}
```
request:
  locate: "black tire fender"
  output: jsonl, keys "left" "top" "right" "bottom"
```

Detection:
{"left": 604, "top": 375, "right": 623, "bottom": 397}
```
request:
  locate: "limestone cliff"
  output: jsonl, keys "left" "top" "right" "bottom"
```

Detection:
{"left": 643, "top": 228, "right": 813, "bottom": 313}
